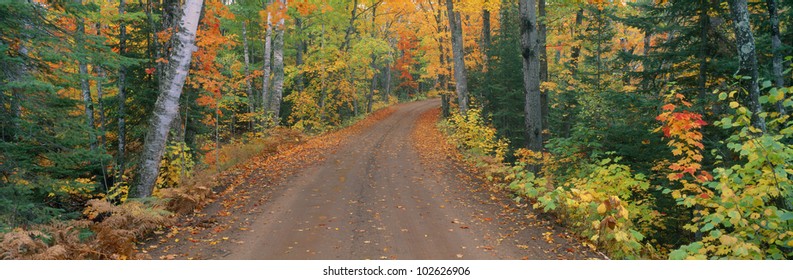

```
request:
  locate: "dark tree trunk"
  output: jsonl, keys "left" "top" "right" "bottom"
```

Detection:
{"left": 446, "top": 0, "right": 469, "bottom": 113}
{"left": 766, "top": 0, "right": 787, "bottom": 115}
{"left": 117, "top": 0, "right": 128, "bottom": 183}
{"left": 242, "top": 21, "right": 254, "bottom": 130}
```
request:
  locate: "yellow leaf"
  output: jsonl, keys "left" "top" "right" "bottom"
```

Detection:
{"left": 729, "top": 101, "right": 739, "bottom": 108}
{"left": 597, "top": 203, "right": 607, "bottom": 214}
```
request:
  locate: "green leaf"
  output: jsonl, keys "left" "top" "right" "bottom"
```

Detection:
{"left": 629, "top": 229, "right": 645, "bottom": 241}
{"left": 762, "top": 80, "right": 772, "bottom": 88}
{"left": 669, "top": 249, "right": 687, "bottom": 260}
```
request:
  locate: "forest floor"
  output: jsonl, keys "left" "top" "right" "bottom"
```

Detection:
{"left": 145, "top": 99, "right": 598, "bottom": 260}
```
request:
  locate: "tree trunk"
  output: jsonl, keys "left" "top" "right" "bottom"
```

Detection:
{"left": 766, "top": 0, "right": 786, "bottom": 115}
{"left": 698, "top": 1, "right": 709, "bottom": 101}
{"left": 270, "top": 0, "right": 287, "bottom": 125}
{"left": 117, "top": 0, "right": 128, "bottom": 183}
{"left": 319, "top": 23, "right": 327, "bottom": 116}
{"left": 341, "top": 0, "right": 359, "bottom": 52}
{"left": 367, "top": 57, "right": 378, "bottom": 114}
{"left": 728, "top": 0, "right": 766, "bottom": 133}
{"left": 132, "top": 0, "right": 204, "bottom": 198}
{"left": 94, "top": 25, "right": 107, "bottom": 148}
{"left": 538, "top": 0, "right": 548, "bottom": 131}
{"left": 295, "top": 15, "right": 305, "bottom": 92}
{"left": 446, "top": 0, "right": 468, "bottom": 114}
{"left": 75, "top": 1, "right": 96, "bottom": 150}
{"left": 482, "top": 8, "right": 491, "bottom": 68}
{"left": 242, "top": 21, "right": 254, "bottom": 131}
{"left": 570, "top": 8, "right": 584, "bottom": 73}
{"left": 519, "top": 0, "right": 543, "bottom": 153}
{"left": 436, "top": 6, "right": 451, "bottom": 118}
{"left": 262, "top": 0, "right": 273, "bottom": 113}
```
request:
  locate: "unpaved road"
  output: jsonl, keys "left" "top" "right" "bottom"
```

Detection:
{"left": 150, "top": 99, "right": 595, "bottom": 260}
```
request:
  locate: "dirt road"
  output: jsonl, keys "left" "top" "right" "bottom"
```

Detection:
{"left": 150, "top": 99, "right": 595, "bottom": 260}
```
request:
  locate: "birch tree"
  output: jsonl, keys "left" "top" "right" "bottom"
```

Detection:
{"left": 269, "top": 0, "right": 286, "bottom": 124}
{"left": 132, "top": 0, "right": 204, "bottom": 198}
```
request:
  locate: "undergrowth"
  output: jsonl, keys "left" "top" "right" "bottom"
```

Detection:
{"left": 438, "top": 86, "right": 793, "bottom": 259}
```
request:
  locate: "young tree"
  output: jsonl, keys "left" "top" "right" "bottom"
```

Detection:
{"left": 133, "top": 0, "right": 204, "bottom": 198}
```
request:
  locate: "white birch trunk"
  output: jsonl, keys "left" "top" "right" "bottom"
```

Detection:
{"left": 132, "top": 0, "right": 204, "bottom": 198}
{"left": 270, "top": 0, "right": 286, "bottom": 124}
{"left": 262, "top": 2, "right": 273, "bottom": 112}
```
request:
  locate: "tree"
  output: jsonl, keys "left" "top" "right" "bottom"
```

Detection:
{"left": 269, "top": 0, "right": 286, "bottom": 124}
{"left": 133, "top": 0, "right": 204, "bottom": 198}
{"left": 766, "top": 0, "right": 787, "bottom": 115}
{"left": 727, "top": 0, "right": 766, "bottom": 133}
{"left": 446, "top": 0, "right": 469, "bottom": 113}
{"left": 519, "top": 0, "right": 542, "bottom": 152}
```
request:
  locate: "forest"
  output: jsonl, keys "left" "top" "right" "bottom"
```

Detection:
{"left": 0, "top": 0, "right": 791, "bottom": 260}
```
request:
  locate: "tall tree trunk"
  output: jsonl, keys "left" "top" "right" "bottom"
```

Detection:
{"left": 698, "top": 1, "right": 709, "bottom": 101}
{"left": 242, "top": 21, "right": 254, "bottom": 131}
{"left": 519, "top": 0, "right": 543, "bottom": 153}
{"left": 341, "top": 0, "right": 359, "bottom": 52}
{"left": 435, "top": 6, "right": 451, "bottom": 118}
{"left": 133, "top": 0, "right": 204, "bottom": 198}
{"left": 262, "top": 0, "right": 273, "bottom": 113}
{"left": 538, "top": 0, "right": 548, "bottom": 131}
{"left": 367, "top": 57, "right": 378, "bottom": 114}
{"left": 270, "top": 0, "right": 286, "bottom": 125}
{"left": 295, "top": 15, "right": 305, "bottom": 92}
{"left": 366, "top": 4, "right": 378, "bottom": 114}
{"left": 117, "top": 0, "right": 128, "bottom": 183}
{"left": 94, "top": 24, "right": 107, "bottom": 148}
{"left": 570, "top": 8, "right": 584, "bottom": 73}
{"left": 482, "top": 8, "right": 491, "bottom": 68}
{"left": 75, "top": 0, "right": 96, "bottom": 150}
{"left": 766, "top": 0, "right": 787, "bottom": 115}
{"left": 728, "top": 0, "right": 766, "bottom": 133}
{"left": 319, "top": 23, "right": 327, "bottom": 115}
{"left": 446, "top": 0, "right": 469, "bottom": 114}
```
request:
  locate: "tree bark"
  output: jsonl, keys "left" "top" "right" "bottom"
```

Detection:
{"left": 270, "top": 0, "right": 287, "bottom": 125}
{"left": 728, "top": 0, "right": 766, "bottom": 133}
{"left": 538, "top": 0, "right": 548, "bottom": 131}
{"left": 94, "top": 24, "right": 107, "bottom": 148}
{"left": 75, "top": 0, "right": 96, "bottom": 150}
{"left": 766, "top": 0, "right": 786, "bottom": 115}
{"left": 698, "top": 1, "right": 709, "bottom": 100}
{"left": 446, "top": 0, "right": 468, "bottom": 114}
{"left": 482, "top": 8, "right": 491, "bottom": 67}
{"left": 295, "top": 15, "right": 305, "bottom": 92}
{"left": 132, "top": 0, "right": 204, "bottom": 198}
{"left": 117, "top": 0, "right": 128, "bottom": 183}
{"left": 262, "top": 0, "right": 273, "bottom": 113}
{"left": 519, "top": 0, "right": 543, "bottom": 152}
{"left": 242, "top": 21, "right": 254, "bottom": 130}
